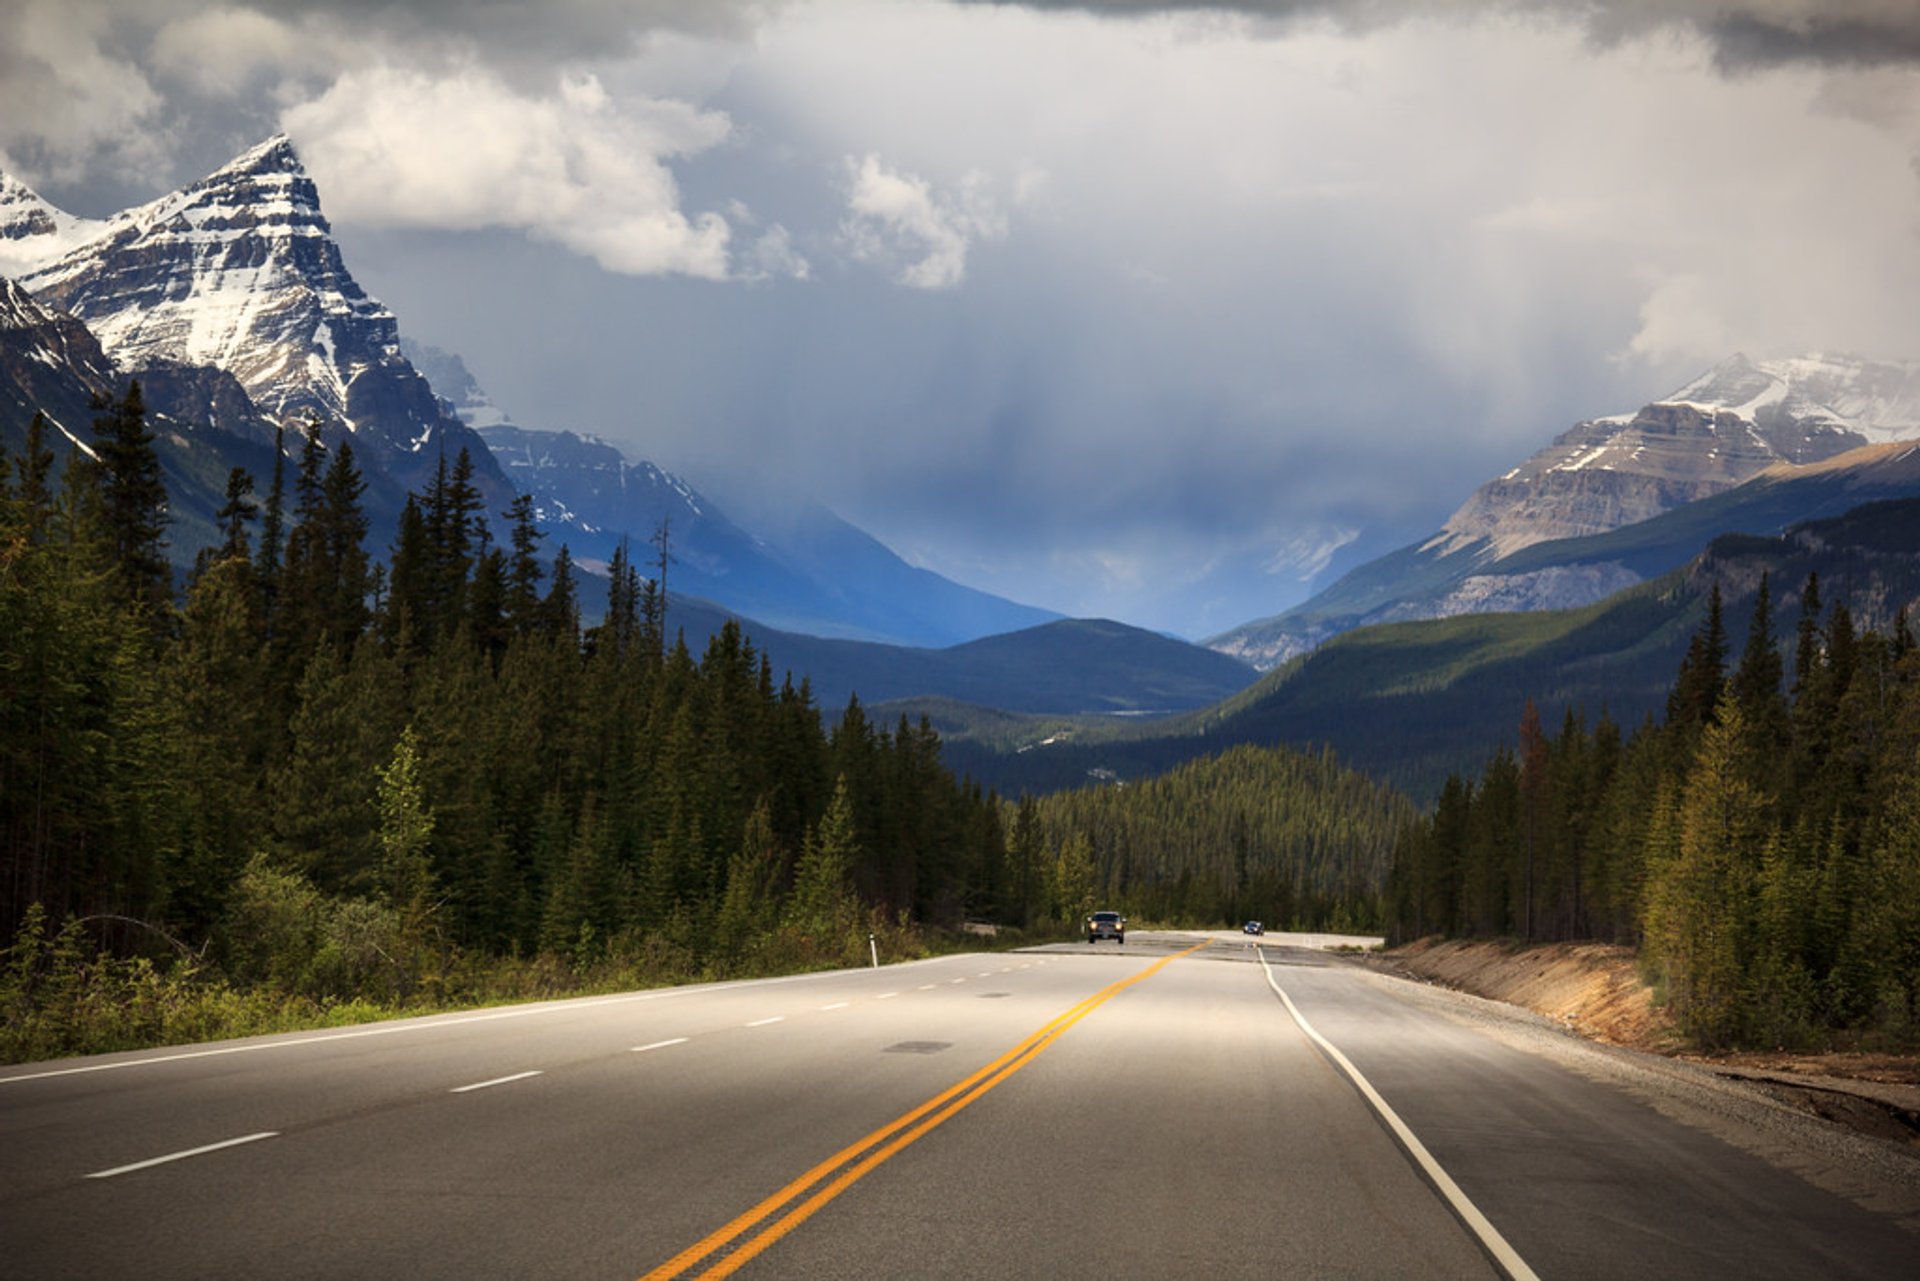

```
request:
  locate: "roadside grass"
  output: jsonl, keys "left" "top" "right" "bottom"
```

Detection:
{"left": 0, "top": 909, "right": 1083, "bottom": 1066}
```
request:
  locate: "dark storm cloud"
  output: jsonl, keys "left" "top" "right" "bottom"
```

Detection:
{"left": 1703, "top": 12, "right": 1920, "bottom": 71}
{"left": 966, "top": 1, "right": 1920, "bottom": 69}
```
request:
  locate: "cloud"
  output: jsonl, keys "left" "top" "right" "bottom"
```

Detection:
{"left": 969, "top": 2, "right": 1920, "bottom": 70}
{"left": 840, "top": 154, "right": 1008, "bottom": 288}
{"left": 283, "top": 64, "right": 734, "bottom": 278}
{"left": 0, "top": 1, "right": 165, "bottom": 185}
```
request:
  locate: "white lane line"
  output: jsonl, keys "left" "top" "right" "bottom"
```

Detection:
{"left": 0, "top": 956, "right": 968, "bottom": 1087}
{"left": 746, "top": 1016, "right": 785, "bottom": 1028}
{"left": 633, "top": 1038, "right": 689, "bottom": 1053}
{"left": 1257, "top": 953, "right": 1540, "bottom": 1281}
{"left": 977, "top": 971, "right": 994, "bottom": 977}
{"left": 918, "top": 984, "right": 937, "bottom": 990}
{"left": 819, "top": 1002, "right": 850, "bottom": 1011}
{"left": 451, "top": 1070, "right": 543, "bottom": 1094}
{"left": 876, "top": 992, "right": 899, "bottom": 1000}
{"left": 87, "top": 1132, "right": 279, "bottom": 1180}
{"left": 949, "top": 978, "right": 967, "bottom": 985}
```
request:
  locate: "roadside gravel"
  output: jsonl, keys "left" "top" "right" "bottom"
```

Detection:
{"left": 1348, "top": 959, "right": 1920, "bottom": 1234}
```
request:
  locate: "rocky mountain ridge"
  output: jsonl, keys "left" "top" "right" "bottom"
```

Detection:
{"left": 2, "top": 137, "right": 1055, "bottom": 648}
{"left": 4, "top": 137, "right": 503, "bottom": 503}
{"left": 1211, "top": 353, "right": 1920, "bottom": 669}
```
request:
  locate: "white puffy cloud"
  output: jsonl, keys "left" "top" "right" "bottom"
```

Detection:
{"left": 283, "top": 64, "right": 734, "bottom": 278}
{"left": 840, "top": 154, "right": 1008, "bottom": 289}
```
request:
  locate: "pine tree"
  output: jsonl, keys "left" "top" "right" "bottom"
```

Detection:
{"left": 1731, "top": 571, "right": 1787, "bottom": 765}
{"left": 90, "top": 381, "right": 170, "bottom": 622}
{"left": 216, "top": 467, "right": 258, "bottom": 561}
{"left": 1052, "top": 830, "right": 1096, "bottom": 924}
{"left": 376, "top": 724, "right": 438, "bottom": 947}
{"left": 255, "top": 425, "right": 287, "bottom": 638}
{"left": 16, "top": 411, "right": 56, "bottom": 544}
{"left": 504, "top": 492, "right": 544, "bottom": 636}
{"left": 1667, "top": 580, "right": 1726, "bottom": 734}
{"left": 786, "top": 776, "right": 860, "bottom": 948}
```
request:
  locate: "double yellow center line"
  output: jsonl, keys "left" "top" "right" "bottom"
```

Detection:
{"left": 640, "top": 942, "right": 1207, "bottom": 1279}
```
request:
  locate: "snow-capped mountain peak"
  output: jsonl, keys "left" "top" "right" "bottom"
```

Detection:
{"left": 1425, "top": 351, "right": 1916, "bottom": 562}
{"left": 1667, "top": 352, "right": 1920, "bottom": 445}
{"left": 16, "top": 134, "right": 430, "bottom": 451}
{"left": 0, "top": 168, "right": 106, "bottom": 279}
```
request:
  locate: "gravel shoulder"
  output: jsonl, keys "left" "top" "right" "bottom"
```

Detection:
{"left": 1350, "top": 938, "right": 1920, "bottom": 1232}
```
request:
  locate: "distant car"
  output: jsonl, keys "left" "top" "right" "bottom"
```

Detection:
{"left": 1243, "top": 920, "right": 1264, "bottom": 935}
{"left": 1086, "top": 910, "right": 1127, "bottom": 944}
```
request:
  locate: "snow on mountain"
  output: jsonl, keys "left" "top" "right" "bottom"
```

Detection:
{"left": 1670, "top": 352, "right": 1920, "bottom": 445}
{"left": 400, "top": 339, "right": 511, "bottom": 431}
{"left": 16, "top": 136, "right": 480, "bottom": 476}
{"left": 1209, "top": 350, "right": 1919, "bottom": 670}
{"left": 0, "top": 170, "right": 105, "bottom": 279}
{"left": 1428, "top": 352, "right": 1897, "bottom": 562}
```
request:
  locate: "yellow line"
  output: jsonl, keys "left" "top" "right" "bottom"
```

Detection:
{"left": 640, "top": 942, "right": 1205, "bottom": 1280}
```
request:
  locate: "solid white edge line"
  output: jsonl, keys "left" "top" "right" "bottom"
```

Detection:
{"left": 1257, "top": 950, "right": 1541, "bottom": 1281}
{"left": 633, "top": 1038, "right": 689, "bottom": 1053}
{"left": 87, "top": 1131, "right": 279, "bottom": 1179}
{"left": 450, "top": 1070, "right": 543, "bottom": 1094}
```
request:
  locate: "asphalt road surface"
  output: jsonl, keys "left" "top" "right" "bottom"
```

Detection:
{"left": 2, "top": 932, "right": 1915, "bottom": 1279}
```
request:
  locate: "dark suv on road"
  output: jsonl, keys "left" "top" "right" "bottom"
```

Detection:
{"left": 1085, "top": 911, "right": 1126, "bottom": 944}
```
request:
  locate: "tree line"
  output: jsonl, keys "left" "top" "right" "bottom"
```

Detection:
{"left": 1021, "top": 743, "right": 1416, "bottom": 933}
{"left": 1, "top": 385, "right": 1030, "bottom": 1048}
{"left": 1385, "top": 574, "right": 1920, "bottom": 1048}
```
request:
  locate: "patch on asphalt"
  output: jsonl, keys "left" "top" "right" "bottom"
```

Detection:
{"left": 884, "top": 1041, "right": 953, "bottom": 1054}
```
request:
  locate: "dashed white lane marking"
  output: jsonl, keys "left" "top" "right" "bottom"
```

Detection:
{"left": 819, "top": 1002, "right": 850, "bottom": 1011}
{"left": 1256, "top": 950, "right": 1540, "bottom": 1281}
{"left": 633, "top": 1039, "right": 689, "bottom": 1053}
{"left": 451, "top": 1070, "right": 544, "bottom": 1094}
{"left": 876, "top": 992, "right": 899, "bottom": 1000}
{"left": 918, "top": 984, "right": 937, "bottom": 990}
{"left": 949, "top": 978, "right": 967, "bottom": 985}
{"left": 87, "top": 1132, "right": 280, "bottom": 1179}
{"left": 1, "top": 957, "right": 968, "bottom": 1087}
{"left": 746, "top": 1016, "right": 785, "bottom": 1028}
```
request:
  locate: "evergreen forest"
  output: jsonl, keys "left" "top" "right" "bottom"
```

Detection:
{"left": 1385, "top": 577, "right": 1920, "bottom": 1049}
{"left": 0, "top": 386, "right": 1396, "bottom": 1061}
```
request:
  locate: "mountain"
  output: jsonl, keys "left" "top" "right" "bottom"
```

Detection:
{"left": 6, "top": 137, "right": 509, "bottom": 507}
{"left": 411, "top": 339, "right": 1058, "bottom": 647}
{"left": 660, "top": 605, "right": 1255, "bottom": 717}
{"left": 944, "top": 496, "right": 1920, "bottom": 800}
{"left": 0, "top": 275, "right": 286, "bottom": 559}
{"left": 1212, "top": 353, "right": 1920, "bottom": 668}
{"left": 5, "top": 140, "right": 1052, "bottom": 647}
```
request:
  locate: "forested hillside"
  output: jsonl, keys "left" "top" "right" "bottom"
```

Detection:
{"left": 1022, "top": 745, "right": 1415, "bottom": 932}
{"left": 0, "top": 390, "right": 1023, "bottom": 1056}
{"left": 0, "top": 387, "right": 1407, "bottom": 1060}
{"left": 1385, "top": 571, "right": 1920, "bottom": 1049}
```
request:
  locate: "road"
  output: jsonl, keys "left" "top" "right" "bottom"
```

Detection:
{"left": 2, "top": 932, "right": 1914, "bottom": 1279}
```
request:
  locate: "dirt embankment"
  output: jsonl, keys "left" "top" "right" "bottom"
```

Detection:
{"left": 1388, "top": 937, "right": 1920, "bottom": 1149}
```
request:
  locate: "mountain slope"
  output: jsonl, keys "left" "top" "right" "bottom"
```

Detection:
{"left": 1, "top": 276, "right": 286, "bottom": 559}
{"left": 412, "top": 330, "right": 1061, "bottom": 647}
{"left": 946, "top": 496, "right": 1920, "bottom": 799}
{"left": 1212, "top": 353, "right": 1919, "bottom": 668}
{"left": 663, "top": 605, "right": 1254, "bottom": 716}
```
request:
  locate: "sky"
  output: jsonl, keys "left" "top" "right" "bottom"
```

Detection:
{"left": 3, "top": 0, "right": 1919, "bottom": 638}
